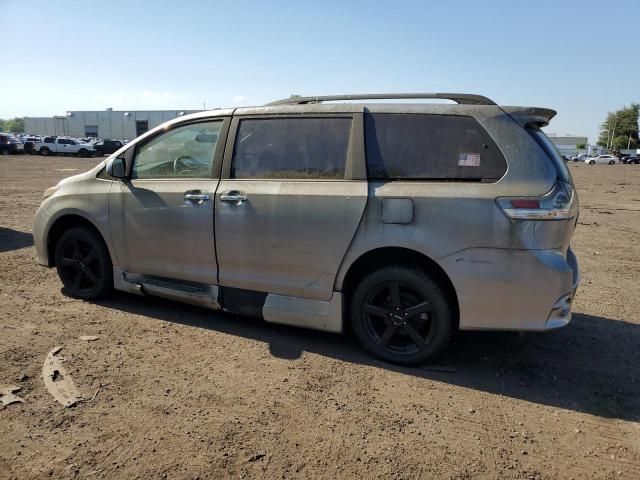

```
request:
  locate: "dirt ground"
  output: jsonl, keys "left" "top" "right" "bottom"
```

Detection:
{"left": 0, "top": 155, "right": 638, "bottom": 480}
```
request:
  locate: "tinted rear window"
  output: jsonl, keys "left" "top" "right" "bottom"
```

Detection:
{"left": 528, "top": 128, "right": 572, "bottom": 184}
{"left": 365, "top": 113, "right": 507, "bottom": 181}
{"left": 231, "top": 117, "right": 351, "bottom": 179}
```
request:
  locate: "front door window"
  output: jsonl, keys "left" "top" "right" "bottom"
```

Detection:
{"left": 132, "top": 122, "right": 222, "bottom": 179}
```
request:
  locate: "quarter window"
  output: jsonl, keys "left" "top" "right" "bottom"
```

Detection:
{"left": 231, "top": 117, "right": 351, "bottom": 179}
{"left": 132, "top": 121, "right": 222, "bottom": 179}
{"left": 365, "top": 113, "right": 507, "bottom": 181}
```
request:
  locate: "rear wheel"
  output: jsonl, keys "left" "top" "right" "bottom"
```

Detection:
{"left": 609, "top": 160, "right": 615, "bottom": 165}
{"left": 589, "top": 160, "right": 595, "bottom": 165}
{"left": 350, "top": 266, "right": 454, "bottom": 365}
{"left": 40, "top": 148, "right": 50, "bottom": 156}
{"left": 1, "top": 148, "right": 9, "bottom": 156}
{"left": 54, "top": 227, "right": 113, "bottom": 299}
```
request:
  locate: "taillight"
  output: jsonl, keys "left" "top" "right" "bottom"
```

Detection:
{"left": 497, "top": 182, "right": 574, "bottom": 220}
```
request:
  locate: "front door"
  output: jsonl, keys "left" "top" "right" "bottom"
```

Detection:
{"left": 110, "top": 119, "right": 228, "bottom": 284}
{"left": 215, "top": 115, "right": 368, "bottom": 301}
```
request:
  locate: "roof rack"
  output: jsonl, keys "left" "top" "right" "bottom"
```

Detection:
{"left": 266, "top": 93, "right": 496, "bottom": 106}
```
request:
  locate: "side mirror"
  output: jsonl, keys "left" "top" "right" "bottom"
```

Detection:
{"left": 107, "top": 157, "right": 127, "bottom": 179}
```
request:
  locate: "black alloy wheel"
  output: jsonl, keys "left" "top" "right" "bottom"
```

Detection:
{"left": 55, "top": 227, "right": 112, "bottom": 299}
{"left": 351, "top": 266, "right": 453, "bottom": 365}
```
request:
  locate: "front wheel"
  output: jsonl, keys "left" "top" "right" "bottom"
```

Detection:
{"left": 54, "top": 227, "right": 113, "bottom": 299}
{"left": 1, "top": 148, "right": 9, "bottom": 156}
{"left": 40, "top": 148, "right": 50, "bottom": 156}
{"left": 589, "top": 160, "right": 595, "bottom": 165}
{"left": 609, "top": 160, "right": 615, "bottom": 165}
{"left": 350, "top": 266, "right": 454, "bottom": 365}
{"left": 78, "top": 148, "right": 88, "bottom": 157}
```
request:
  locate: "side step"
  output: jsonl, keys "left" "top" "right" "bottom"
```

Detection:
{"left": 141, "top": 277, "right": 220, "bottom": 310}
{"left": 113, "top": 267, "right": 219, "bottom": 310}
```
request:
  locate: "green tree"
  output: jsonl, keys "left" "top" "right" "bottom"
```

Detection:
{"left": 598, "top": 104, "right": 639, "bottom": 150}
{"left": 3, "top": 117, "right": 25, "bottom": 133}
{"left": 0, "top": 119, "right": 5, "bottom": 132}
{"left": 576, "top": 143, "right": 586, "bottom": 150}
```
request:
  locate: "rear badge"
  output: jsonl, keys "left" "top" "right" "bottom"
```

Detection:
{"left": 458, "top": 153, "right": 481, "bottom": 167}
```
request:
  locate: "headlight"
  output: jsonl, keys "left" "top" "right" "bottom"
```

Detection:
{"left": 43, "top": 186, "right": 59, "bottom": 200}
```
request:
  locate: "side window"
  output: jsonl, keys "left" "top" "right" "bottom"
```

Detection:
{"left": 365, "top": 113, "right": 507, "bottom": 182}
{"left": 132, "top": 121, "right": 222, "bottom": 179}
{"left": 44, "top": 137, "right": 54, "bottom": 144}
{"left": 231, "top": 117, "right": 351, "bottom": 179}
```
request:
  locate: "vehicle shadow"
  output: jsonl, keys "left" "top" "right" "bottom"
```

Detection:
{"left": 0, "top": 227, "right": 34, "bottom": 253}
{"left": 96, "top": 292, "right": 640, "bottom": 423}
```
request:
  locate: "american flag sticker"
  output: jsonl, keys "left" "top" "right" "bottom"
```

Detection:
{"left": 458, "top": 153, "right": 481, "bottom": 167}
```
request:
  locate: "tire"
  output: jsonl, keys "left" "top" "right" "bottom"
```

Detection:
{"left": 589, "top": 160, "right": 595, "bottom": 165}
{"left": 40, "top": 148, "right": 50, "bottom": 156}
{"left": 609, "top": 160, "right": 615, "bottom": 165}
{"left": 1, "top": 148, "right": 9, "bottom": 156}
{"left": 54, "top": 227, "right": 113, "bottom": 300}
{"left": 350, "top": 265, "right": 454, "bottom": 365}
{"left": 78, "top": 148, "right": 88, "bottom": 157}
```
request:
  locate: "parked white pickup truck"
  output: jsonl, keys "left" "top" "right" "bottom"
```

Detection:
{"left": 35, "top": 137, "right": 96, "bottom": 157}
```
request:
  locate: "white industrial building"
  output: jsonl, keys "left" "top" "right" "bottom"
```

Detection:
{"left": 25, "top": 109, "right": 202, "bottom": 140}
{"left": 546, "top": 134, "right": 589, "bottom": 157}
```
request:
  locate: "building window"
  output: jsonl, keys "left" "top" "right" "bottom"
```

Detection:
{"left": 85, "top": 125, "right": 98, "bottom": 137}
{"left": 136, "top": 120, "right": 149, "bottom": 137}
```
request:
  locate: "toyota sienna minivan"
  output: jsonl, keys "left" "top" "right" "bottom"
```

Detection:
{"left": 33, "top": 93, "right": 580, "bottom": 365}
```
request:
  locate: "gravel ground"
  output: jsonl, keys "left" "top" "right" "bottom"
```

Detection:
{"left": 1, "top": 155, "right": 639, "bottom": 479}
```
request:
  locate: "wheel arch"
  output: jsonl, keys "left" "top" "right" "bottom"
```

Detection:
{"left": 46, "top": 214, "right": 111, "bottom": 268}
{"left": 339, "top": 246, "right": 460, "bottom": 329}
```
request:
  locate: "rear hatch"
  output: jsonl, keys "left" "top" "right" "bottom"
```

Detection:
{"left": 497, "top": 106, "right": 579, "bottom": 255}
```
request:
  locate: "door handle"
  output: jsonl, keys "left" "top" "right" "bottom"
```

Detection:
{"left": 219, "top": 190, "right": 247, "bottom": 204}
{"left": 184, "top": 191, "right": 210, "bottom": 204}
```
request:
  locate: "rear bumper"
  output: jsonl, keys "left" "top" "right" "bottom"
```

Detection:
{"left": 440, "top": 247, "right": 580, "bottom": 331}
{"left": 544, "top": 248, "right": 579, "bottom": 330}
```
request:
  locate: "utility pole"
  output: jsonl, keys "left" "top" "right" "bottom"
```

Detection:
{"left": 609, "top": 120, "right": 617, "bottom": 151}
{"left": 628, "top": 132, "right": 632, "bottom": 150}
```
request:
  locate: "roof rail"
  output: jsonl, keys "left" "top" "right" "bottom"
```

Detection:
{"left": 266, "top": 93, "right": 496, "bottom": 106}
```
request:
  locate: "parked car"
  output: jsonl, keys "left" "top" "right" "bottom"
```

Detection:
{"left": 585, "top": 154, "right": 617, "bottom": 165}
{"left": 93, "top": 139, "right": 124, "bottom": 156}
{"left": 622, "top": 154, "right": 640, "bottom": 164}
{"left": 571, "top": 153, "right": 588, "bottom": 162}
{"left": 23, "top": 136, "right": 43, "bottom": 154}
{"left": 0, "top": 133, "right": 25, "bottom": 155}
{"left": 32, "top": 93, "right": 580, "bottom": 365}
{"left": 35, "top": 137, "right": 96, "bottom": 157}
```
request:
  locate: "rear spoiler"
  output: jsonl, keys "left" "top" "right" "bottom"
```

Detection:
{"left": 500, "top": 106, "right": 557, "bottom": 128}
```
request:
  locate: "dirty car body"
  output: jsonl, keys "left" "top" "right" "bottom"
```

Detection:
{"left": 33, "top": 93, "right": 580, "bottom": 365}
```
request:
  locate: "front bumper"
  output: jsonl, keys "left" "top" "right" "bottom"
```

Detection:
{"left": 33, "top": 204, "right": 51, "bottom": 267}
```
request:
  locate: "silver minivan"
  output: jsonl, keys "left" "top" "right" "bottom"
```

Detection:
{"left": 33, "top": 93, "right": 580, "bottom": 365}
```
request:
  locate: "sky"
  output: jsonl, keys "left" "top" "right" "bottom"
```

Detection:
{"left": 1, "top": 0, "right": 637, "bottom": 143}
